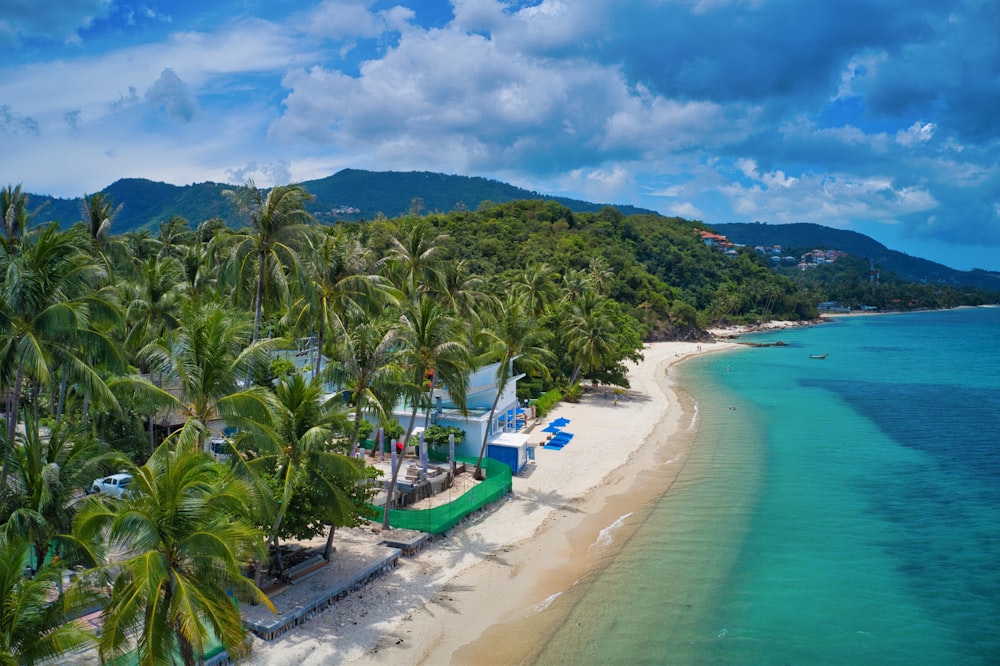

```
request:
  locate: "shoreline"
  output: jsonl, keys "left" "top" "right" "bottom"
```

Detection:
{"left": 248, "top": 340, "right": 739, "bottom": 665}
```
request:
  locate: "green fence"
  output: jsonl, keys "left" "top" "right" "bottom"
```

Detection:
{"left": 369, "top": 456, "right": 512, "bottom": 534}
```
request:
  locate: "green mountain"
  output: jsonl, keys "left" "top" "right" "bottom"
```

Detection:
{"left": 22, "top": 169, "right": 654, "bottom": 232}
{"left": 18, "top": 171, "right": 996, "bottom": 293}
{"left": 712, "top": 222, "right": 1000, "bottom": 291}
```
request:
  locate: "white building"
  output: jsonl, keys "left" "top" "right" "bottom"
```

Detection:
{"left": 382, "top": 358, "right": 527, "bottom": 459}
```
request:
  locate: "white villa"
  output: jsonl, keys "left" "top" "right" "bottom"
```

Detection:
{"left": 374, "top": 358, "right": 532, "bottom": 473}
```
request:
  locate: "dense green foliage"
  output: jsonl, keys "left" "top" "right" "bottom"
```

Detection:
{"left": 777, "top": 255, "right": 996, "bottom": 310}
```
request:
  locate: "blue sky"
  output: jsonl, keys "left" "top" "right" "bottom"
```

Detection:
{"left": 1, "top": 0, "right": 998, "bottom": 271}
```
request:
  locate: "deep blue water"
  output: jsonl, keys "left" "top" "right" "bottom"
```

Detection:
{"left": 534, "top": 307, "right": 1000, "bottom": 665}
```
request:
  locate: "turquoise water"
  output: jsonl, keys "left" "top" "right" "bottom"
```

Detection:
{"left": 535, "top": 307, "right": 1000, "bottom": 665}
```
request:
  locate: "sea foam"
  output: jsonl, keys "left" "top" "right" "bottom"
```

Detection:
{"left": 590, "top": 511, "right": 633, "bottom": 550}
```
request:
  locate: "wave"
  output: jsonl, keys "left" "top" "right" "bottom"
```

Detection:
{"left": 590, "top": 511, "right": 634, "bottom": 550}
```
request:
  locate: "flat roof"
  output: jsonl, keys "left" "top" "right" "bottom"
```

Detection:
{"left": 489, "top": 432, "right": 530, "bottom": 448}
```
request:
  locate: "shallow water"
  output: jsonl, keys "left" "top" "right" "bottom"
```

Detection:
{"left": 534, "top": 308, "right": 1000, "bottom": 665}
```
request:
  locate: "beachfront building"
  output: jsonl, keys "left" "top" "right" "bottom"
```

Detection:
{"left": 380, "top": 358, "right": 530, "bottom": 460}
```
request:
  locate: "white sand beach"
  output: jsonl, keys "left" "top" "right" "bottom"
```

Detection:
{"left": 248, "top": 339, "right": 739, "bottom": 665}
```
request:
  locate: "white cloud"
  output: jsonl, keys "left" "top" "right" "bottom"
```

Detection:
{"left": 834, "top": 51, "right": 887, "bottom": 100}
{"left": 718, "top": 168, "right": 938, "bottom": 227}
{"left": 896, "top": 121, "right": 935, "bottom": 146}
{"left": 226, "top": 161, "right": 293, "bottom": 185}
{"left": 145, "top": 68, "right": 197, "bottom": 122}
{"left": 304, "top": 0, "right": 415, "bottom": 40}
{"left": 669, "top": 201, "right": 704, "bottom": 218}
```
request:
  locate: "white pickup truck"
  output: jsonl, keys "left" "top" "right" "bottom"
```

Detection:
{"left": 88, "top": 473, "right": 133, "bottom": 498}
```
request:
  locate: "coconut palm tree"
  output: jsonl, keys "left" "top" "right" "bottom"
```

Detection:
{"left": 1, "top": 184, "right": 35, "bottom": 254}
{"left": 472, "top": 293, "right": 552, "bottom": 479}
{"left": 0, "top": 534, "right": 97, "bottom": 665}
{"left": 440, "top": 258, "right": 490, "bottom": 322}
{"left": 73, "top": 444, "right": 272, "bottom": 666}
{"left": 563, "top": 289, "right": 617, "bottom": 386}
{"left": 155, "top": 216, "right": 193, "bottom": 261}
{"left": 219, "top": 373, "right": 366, "bottom": 574}
{"left": 587, "top": 256, "right": 615, "bottom": 296}
{"left": 0, "top": 224, "right": 119, "bottom": 482}
{"left": 223, "top": 181, "right": 315, "bottom": 342}
{"left": 140, "top": 299, "right": 274, "bottom": 452}
{"left": 121, "top": 255, "right": 185, "bottom": 360}
{"left": 323, "top": 309, "right": 404, "bottom": 458}
{"left": 516, "top": 262, "right": 560, "bottom": 318}
{"left": 80, "top": 192, "right": 122, "bottom": 250}
{"left": 383, "top": 295, "right": 470, "bottom": 529}
{"left": 2, "top": 415, "right": 123, "bottom": 575}
{"left": 385, "top": 219, "right": 448, "bottom": 299}
{"left": 289, "top": 226, "right": 391, "bottom": 377}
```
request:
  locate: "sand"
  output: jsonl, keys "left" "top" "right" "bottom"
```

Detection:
{"left": 247, "top": 339, "right": 739, "bottom": 665}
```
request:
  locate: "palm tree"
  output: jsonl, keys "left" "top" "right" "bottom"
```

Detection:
{"left": 155, "top": 216, "right": 193, "bottom": 261}
{"left": 563, "top": 289, "right": 617, "bottom": 386}
{"left": 73, "top": 444, "right": 273, "bottom": 666}
{"left": 587, "top": 256, "right": 615, "bottom": 296}
{"left": 386, "top": 219, "right": 448, "bottom": 299}
{"left": 561, "top": 267, "right": 592, "bottom": 303}
{"left": 79, "top": 192, "right": 123, "bottom": 266}
{"left": 140, "top": 299, "right": 274, "bottom": 452}
{"left": 220, "top": 373, "right": 366, "bottom": 574}
{"left": 121, "top": 255, "right": 185, "bottom": 360}
{"left": 0, "top": 535, "right": 96, "bottom": 665}
{"left": 2, "top": 415, "right": 123, "bottom": 575}
{"left": 384, "top": 296, "right": 470, "bottom": 529}
{"left": 323, "top": 309, "right": 404, "bottom": 458}
{"left": 1, "top": 184, "right": 34, "bottom": 254}
{"left": 472, "top": 293, "right": 552, "bottom": 479}
{"left": 0, "top": 224, "right": 119, "bottom": 481}
{"left": 289, "top": 227, "right": 390, "bottom": 377}
{"left": 223, "top": 181, "right": 315, "bottom": 342}
{"left": 516, "top": 262, "right": 559, "bottom": 318}
{"left": 440, "top": 258, "right": 490, "bottom": 321}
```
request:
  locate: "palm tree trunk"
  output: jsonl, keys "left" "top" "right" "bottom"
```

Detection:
{"left": 56, "top": 373, "right": 68, "bottom": 423}
{"left": 6, "top": 365, "right": 22, "bottom": 442}
{"left": 2, "top": 366, "right": 25, "bottom": 486}
{"left": 270, "top": 465, "right": 295, "bottom": 579}
{"left": 149, "top": 413, "right": 156, "bottom": 455}
{"left": 349, "top": 401, "right": 365, "bottom": 458}
{"left": 323, "top": 524, "right": 336, "bottom": 561}
{"left": 474, "top": 389, "right": 503, "bottom": 480}
{"left": 314, "top": 322, "right": 324, "bottom": 377}
{"left": 253, "top": 253, "right": 266, "bottom": 343}
{"left": 382, "top": 404, "right": 419, "bottom": 530}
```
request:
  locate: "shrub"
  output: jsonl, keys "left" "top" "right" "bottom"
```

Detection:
{"left": 533, "top": 389, "right": 562, "bottom": 417}
{"left": 562, "top": 382, "right": 583, "bottom": 403}
{"left": 379, "top": 420, "right": 405, "bottom": 441}
{"left": 423, "top": 425, "right": 466, "bottom": 449}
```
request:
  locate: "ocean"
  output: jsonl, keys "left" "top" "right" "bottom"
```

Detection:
{"left": 532, "top": 307, "right": 1000, "bottom": 665}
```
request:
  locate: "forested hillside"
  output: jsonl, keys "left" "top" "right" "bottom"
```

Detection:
{"left": 713, "top": 222, "right": 1000, "bottom": 291}
{"left": 20, "top": 169, "right": 655, "bottom": 233}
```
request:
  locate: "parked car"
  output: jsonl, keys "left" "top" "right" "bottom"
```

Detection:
{"left": 209, "top": 437, "right": 231, "bottom": 462}
{"left": 88, "top": 473, "right": 133, "bottom": 498}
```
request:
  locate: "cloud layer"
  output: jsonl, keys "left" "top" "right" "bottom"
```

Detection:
{"left": 1, "top": 0, "right": 997, "bottom": 270}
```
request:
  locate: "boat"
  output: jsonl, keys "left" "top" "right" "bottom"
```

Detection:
{"left": 808, "top": 353, "right": 829, "bottom": 359}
